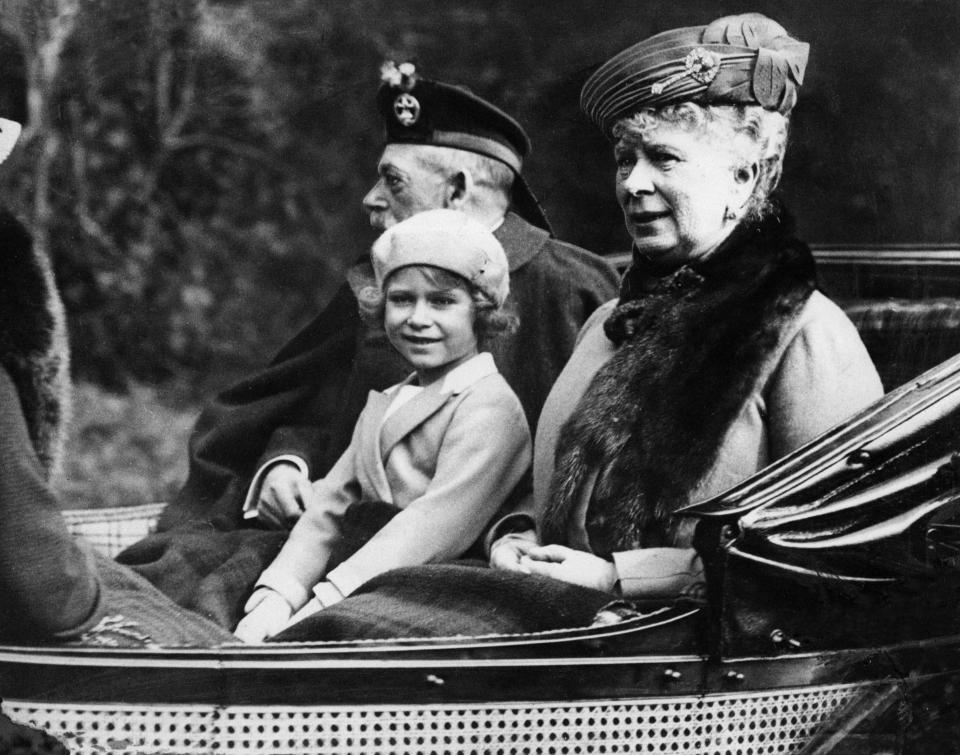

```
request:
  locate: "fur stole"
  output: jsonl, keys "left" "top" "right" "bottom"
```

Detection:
{"left": 543, "top": 204, "right": 815, "bottom": 555}
{"left": 0, "top": 209, "right": 70, "bottom": 478}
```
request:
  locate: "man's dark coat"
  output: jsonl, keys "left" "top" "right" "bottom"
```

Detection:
{"left": 160, "top": 212, "right": 619, "bottom": 531}
{"left": 117, "top": 212, "right": 616, "bottom": 627}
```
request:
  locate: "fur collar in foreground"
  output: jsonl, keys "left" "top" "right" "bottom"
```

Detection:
{"left": 543, "top": 202, "right": 815, "bottom": 555}
{"left": 0, "top": 209, "right": 70, "bottom": 478}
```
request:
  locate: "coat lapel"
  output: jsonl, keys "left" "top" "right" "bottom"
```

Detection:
{"left": 378, "top": 382, "right": 450, "bottom": 460}
{"left": 377, "top": 353, "right": 499, "bottom": 460}
{"left": 357, "top": 389, "right": 395, "bottom": 501}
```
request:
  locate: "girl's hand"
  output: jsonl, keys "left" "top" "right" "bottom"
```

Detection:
{"left": 234, "top": 588, "right": 294, "bottom": 643}
{"left": 257, "top": 463, "right": 314, "bottom": 528}
{"left": 285, "top": 597, "right": 323, "bottom": 629}
{"left": 521, "top": 545, "right": 618, "bottom": 592}
{"left": 283, "top": 582, "right": 344, "bottom": 630}
{"left": 489, "top": 535, "right": 537, "bottom": 572}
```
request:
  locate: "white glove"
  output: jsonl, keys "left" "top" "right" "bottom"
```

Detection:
{"left": 285, "top": 597, "right": 324, "bottom": 630}
{"left": 282, "top": 581, "right": 345, "bottom": 631}
{"left": 234, "top": 588, "right": 294, "bottom": 643}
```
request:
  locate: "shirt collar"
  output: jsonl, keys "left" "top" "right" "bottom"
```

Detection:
{"left": 439, "top": 351, "right": 498, "bottom": 394}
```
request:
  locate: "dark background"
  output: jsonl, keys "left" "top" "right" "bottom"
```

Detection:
{"left": 1, "top": 0, "right": 957, "bottom": 392}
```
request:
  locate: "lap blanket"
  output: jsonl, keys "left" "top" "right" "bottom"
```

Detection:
{"left": 116, "top": 501, "right": 404, "bottom": 630}
{"left": 116, "top": 527, "right": 287, "bottom": 629}
{"left": 273, "top": 563, "right": 616, "bottom": 642}
{"left": 74, "top": 554, "right": 235, "bottom": 647}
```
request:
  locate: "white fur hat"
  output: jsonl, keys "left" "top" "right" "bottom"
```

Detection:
{"left": 371, "top": 209, "right": 509, "bottom": 306}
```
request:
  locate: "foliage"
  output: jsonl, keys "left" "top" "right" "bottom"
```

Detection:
{"left": 0, "top": 0, "right": 957, "bottom": 393}
{"left": 54, "top": 379, "right": 197, "bottom": 508}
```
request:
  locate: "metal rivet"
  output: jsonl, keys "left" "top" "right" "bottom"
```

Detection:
{"left": 663, "top": 668, "right": 682, "bottom": 681}
{"left": 425, "top": 674, "right": 444, "bottom": 686}
{"left": 847, "top": 449, "right": 872, "bottom": 466}
{"left": 719, "top": 524, "right": 737, "bottom": 542}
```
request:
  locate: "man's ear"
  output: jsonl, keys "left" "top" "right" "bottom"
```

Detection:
{"left": 445, "top": 170, "right": 474, "bottom": 209}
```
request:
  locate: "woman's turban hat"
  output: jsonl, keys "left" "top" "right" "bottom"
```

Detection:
{"left": 581, "top": 13, "right": 809, "bottom": 136}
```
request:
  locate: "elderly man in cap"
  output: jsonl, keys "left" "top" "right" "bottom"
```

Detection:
{"left": 118, "top": 64, "right": 617, "bottom": 628}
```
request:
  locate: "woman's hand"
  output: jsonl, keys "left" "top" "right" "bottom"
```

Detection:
{"left": 234, "top": 588, "right": 294, "bottom": 643}
{"left": 521, "top": 545, "right": 618, "bottom": 592}
{"left": 489, "top": 534, "right": 537, "bottom": 572}
{"left": 257, "top": 463, "right": 314, "bottom": 528}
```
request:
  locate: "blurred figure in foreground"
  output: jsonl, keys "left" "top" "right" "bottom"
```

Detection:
{"left": 0, "top": 62, "right": 230, "bottom": 647}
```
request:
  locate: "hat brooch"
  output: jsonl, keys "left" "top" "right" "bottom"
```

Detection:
{"left": 651, "top": 47, "right": 721, "bottom": 95}
{"left": 381, "top": 61, "right": 421, "bottom": 126}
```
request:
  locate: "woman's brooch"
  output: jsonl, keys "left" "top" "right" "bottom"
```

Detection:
{"left": 651, "top": 48, "right": 721, "bottom": 95}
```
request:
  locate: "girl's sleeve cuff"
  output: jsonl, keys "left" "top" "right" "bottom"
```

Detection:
{"left": 255, "top": 568, "right": 310, "bottom": 611}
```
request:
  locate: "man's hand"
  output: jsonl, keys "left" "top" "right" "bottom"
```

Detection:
{"left": 257, "top": 462, "right": 314, "bottom": 529}
{"left": 520, "top": 545, "right": 618, "bottom": 592}
{"left": 234, "top": 588, "right": 294, "bottom": 643}
{"left": 489, "top": 534, "right": 537, "bottom": 573}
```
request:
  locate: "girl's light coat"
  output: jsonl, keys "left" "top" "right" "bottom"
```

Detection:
{"left": 258, "top": 352, "right": 531, "bottom": 606}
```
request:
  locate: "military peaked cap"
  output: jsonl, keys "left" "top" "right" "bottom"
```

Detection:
{"left": 377, "top": 62, "right": 551, "bottom": 232}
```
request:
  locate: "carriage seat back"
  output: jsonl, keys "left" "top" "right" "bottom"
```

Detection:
{"left": 843, "top": 298, "right": 960, "bottom": 392}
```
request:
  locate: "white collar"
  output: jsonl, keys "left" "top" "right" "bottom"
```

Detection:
{"left": 440, "top": 351, "right": 497, "bottom": 394}
{"left": 389, "top": 352, "right": 498, "bottom": 396}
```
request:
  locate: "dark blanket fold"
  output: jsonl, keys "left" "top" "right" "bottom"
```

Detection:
{"left": 118, "top": 500, "right": 404, "bottom": 630}
{"left": 71, "top": 554, "right": 236, "bottom": 647}
{"left": 272, "top": 563, "right": 617, "bottom": 642}
{"left": 117, "top": 528, "right": 288, "bottom": 629}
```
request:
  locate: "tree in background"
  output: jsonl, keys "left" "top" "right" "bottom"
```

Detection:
{"left": 0, "top": 0, "right": 958, "bottom": 393}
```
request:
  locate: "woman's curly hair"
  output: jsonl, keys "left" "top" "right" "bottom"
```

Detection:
{"left": 358, "top": 265, "right": 517, "bottom": 350}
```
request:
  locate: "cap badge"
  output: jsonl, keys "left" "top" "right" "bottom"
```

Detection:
{"left": 380, "top": 60, "right": 418, "bottom": 91}
{"left": 651, "top": 47, "right": 721, "bottom": 95}
{"left": 393, "top": 93, "right": 421, "bottom": 126}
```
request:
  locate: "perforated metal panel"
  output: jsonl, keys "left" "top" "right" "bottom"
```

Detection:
{"left": 63, "top": 504, "right": 164, "bottom": 557}
{"left": 6, "top": 684, "right": 865, "bottom": 754}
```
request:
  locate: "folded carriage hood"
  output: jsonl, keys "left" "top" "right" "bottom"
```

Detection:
{"left": 682, "top": 351, "right": 960, "bottom": 583}
{"left": 676, "top": 352, "right": 960, "bottom": 665}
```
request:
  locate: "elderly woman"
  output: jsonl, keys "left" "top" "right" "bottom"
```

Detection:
{"left": 486, "top": 13, "right": 883, "bottom": 600}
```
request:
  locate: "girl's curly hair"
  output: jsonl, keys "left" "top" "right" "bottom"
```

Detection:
{"left": 358, "top": 265, "right": 517, "bottom": 350}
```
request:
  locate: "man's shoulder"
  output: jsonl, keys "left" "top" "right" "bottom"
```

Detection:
{"left": 515, "top": 236, "right": 620, "bottom": 295}
{"left": 499, "top": 213, "right": 618, "bottom": 287}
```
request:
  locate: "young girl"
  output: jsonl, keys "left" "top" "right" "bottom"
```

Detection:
{"left": 235, "top": 209, "right": 532, "bottom": 642}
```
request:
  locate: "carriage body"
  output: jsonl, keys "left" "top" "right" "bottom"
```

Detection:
{"left": 3, "top": 249, "right": 960, "bottom": 754}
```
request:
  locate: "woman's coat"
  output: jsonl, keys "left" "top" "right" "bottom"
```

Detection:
{"left": 493, "top": 206, "right": 884, "bottom": 599}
